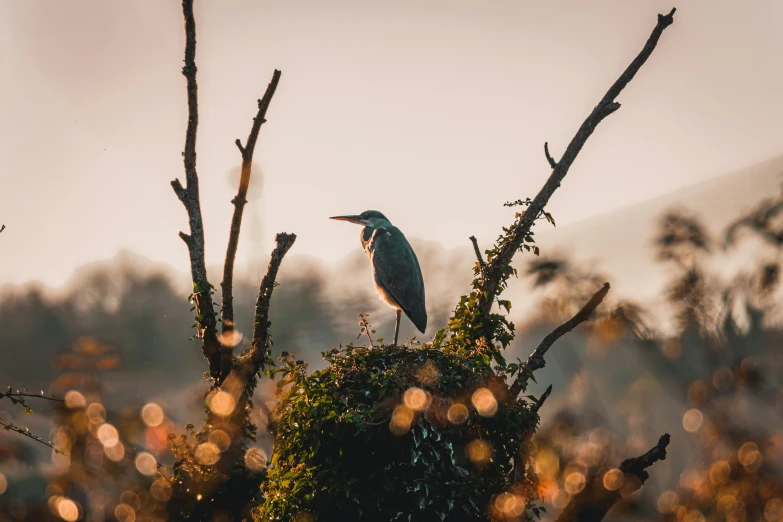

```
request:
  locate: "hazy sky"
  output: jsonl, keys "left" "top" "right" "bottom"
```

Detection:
{"left": 2, "top": 0, "right": 783, "bottom": 287}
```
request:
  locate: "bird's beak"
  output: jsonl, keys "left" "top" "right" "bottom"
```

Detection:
{"left": 330, "top": 215, "right": 366, "bottom": 225}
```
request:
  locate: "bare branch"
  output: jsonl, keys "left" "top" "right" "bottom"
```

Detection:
{"left": 509, "top": 283, "right": 610, "bottom": 399}
{"left": 530, "top": 383, "right": 552, "bottom": 415}
{"left": 0, "top": 224, "right": 5, "bottom": 234}
{"left": 544, "top": 142, "right": 558, "bottom": 169}
{"left": 512, "top": 384, "right": 552, "bottom": 483}
{"left": 469, "top": 236, "right": 486, "bottom": 267}
{"left": 555, "top": 434, "right": 671, "bottom": 522}
{"left": 171, "top": 178, "right": 186, "bottom": 202}
{"left": 221, "top": 69, "right": 282, "bottom": 346}
{"left": 0, "top": 390, "right": 63, "bottom": 403}
{"left": 225, "top": 232, "right": 296, "bottom": 384}
{"left": 171, "top": 0, "right": 221, "bottom": 379}
{"left": 478, "top": 8, "right": 675, "bottom": 315}
{"left": 0, "top": 419, "right": 64, "bottom": 454}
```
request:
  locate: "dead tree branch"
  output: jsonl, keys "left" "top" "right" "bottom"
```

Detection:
{"left": 469, "top": 236, "right": 486, "bottom": 267}
{"left": 544, "top": 142, "right": 558, "bottom": 169}
{"left": 509, "top": 282, "right": 610, "bottom": 399}
{"left": 555, "top": 434, "right": 671, "bottom": 522}
{"left": 530, "top": 383, "right": 552, "bottom": 415}
{"left": 171, "top": 0, "right": 222, "bottom": 380}
{"left": 478, "top": 8, "right": 676, "bottom": 316}
{"left": 220, "top": 70, "right": 282, "bottom": 339}
{"left": 227, "top": 232, "right": 297, "bottom": 385}
{"left": 512, "top": 384, "right": 553, "bottom": 482}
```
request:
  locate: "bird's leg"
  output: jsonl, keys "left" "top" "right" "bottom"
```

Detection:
{"left": 393, "top": 309, "right": 402, "bottom": 346}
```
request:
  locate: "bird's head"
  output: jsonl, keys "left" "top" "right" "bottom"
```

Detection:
{"left": 330, "top": 210, "right": 392, "bottom": 229}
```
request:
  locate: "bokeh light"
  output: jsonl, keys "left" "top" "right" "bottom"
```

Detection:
{"left": 209, "top": 429, "right": 231, "bottom": 451}
{"left": 657, "top": 491, "right": 680, "bottom": 514}
{"left": 709, "top": 460, "right": 731, "bottom": 485}
{"left": 208, "top": 390, "right": 236, "bottom": 417}
{"left": 403, "top": 387, "right": 431, "bottom": 412}
{"left": 114, "top": 502, "right": 136, "bottom": 522}
{"left": 683, "top": 409, "right": 704, "bottom": 432}
{"left": 104, "top": 441, "right": 125, "bottom": 462}
{"left": 195, "top": 442, "right": 221, "bottom": 465}
{"left": 150, "top": 479, "right": 173, "bottom": 502}
{"left": 551, "top": 489, "right": 571, "bottom": 509}
{"left": 390, "top": 405, "right": 414, "bottom": 436}
{"left": 565, "top": 471, "right": 586, "bottom": 494}
{"left": 466, "top": 439, "right": 492, "bottom": 466}
{"left": 534, "top": 448, "right": 559, "bottom": 479}
{"left": 447, "top": 403, "right": 469, "bottom": 424}
{"left": 738, "top": 442, "right": 761, "bottom": 468}
{"left": 97, "top": 423, "right": 119, "bottom": 447}
{"left": 603, "top": 468, "right": 624, "bottom": 491}
{"left": 765, "top": 498, "right": 783, "bottom": 521}
{"left": 712, "top": 366, "right": 733, "bottom": 390}
{"left": 135, "top": 452, "right": 157, "bottom": 476}
{"left": 86, "top": 402, "right": 106, "bottom": 423}
{"left": 245, "top": 447, "right": 267, "bottom": 471}
{"left": 494, "top": 492, "right": 525, "bottom": 517}
{"left": 56, "top": 497, "right": 79, "bottom": 522}
{"left": 64, "top": 390, "right": 86, "bottom": 409}
{"left": 471, "top": 388, "right": 497, "bottom": 417}
{"left": 120, "top": 490, "right": 140, "bottom": 511}
{"left": 141, "top": 403, "right": 164, "bottom": 427}
{"left": 680, "top": 469, "right": 701, "bottom": 490}
{"left": 217, "top": 329, "right": 244, "bottom": 347}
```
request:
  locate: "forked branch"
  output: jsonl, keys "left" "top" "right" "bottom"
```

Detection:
{"left": 228, "top": 232, "right": 297, "bottom": 385}
{"left": 171, "top": 0, "right": 221, "bottom": 379}
{"left": 508, "top": 282, "right": 610, "bottom": 399}
{"left": 221, "top": 70, "right": 282, "bottom": 340}
{"left": 555, "top": 434, "right": 671, "bottom": 522}
{"left": 478, "top": 8, "right": 676, "bottom": 315}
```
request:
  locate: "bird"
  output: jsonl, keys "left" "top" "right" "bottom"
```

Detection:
{"left": 330, "top": 210, "right": 426, "bottom": 346}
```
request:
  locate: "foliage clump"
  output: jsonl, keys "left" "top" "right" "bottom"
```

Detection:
{"left": 255, "top": 345, "right": 541, "bottom": 521}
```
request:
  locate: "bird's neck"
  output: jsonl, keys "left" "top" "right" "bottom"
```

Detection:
{"left": 360, "top": 226, "right": 374, "bottom": 252}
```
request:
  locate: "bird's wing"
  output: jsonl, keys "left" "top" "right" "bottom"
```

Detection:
{"left": 370, "top": 227, "right": 427, "bottom": 332}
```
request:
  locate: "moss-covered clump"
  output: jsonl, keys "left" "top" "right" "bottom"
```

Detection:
{"left": 255, "top": 345, "right": 540, "bottom": 522}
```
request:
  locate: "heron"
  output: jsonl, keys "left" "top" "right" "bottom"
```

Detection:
{"left": 330, "top": 210, "right": 427, "bottom": 346}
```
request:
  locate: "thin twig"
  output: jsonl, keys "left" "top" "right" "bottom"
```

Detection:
{"left": 221, "top": 70, "right": 282, "bottom": 342}
{"left": 508, "top": 283, "right": 610, "bottom": 399}
{"left": 469, "top": 236, "right": 486, "bottom": 267}
{"left": 530, "top": 383, "right": 552, "bottom": 415}
{"left": 171, "top": 0, "right": 222, "bottom": 379}
{"left": 544, "top": 142, "right": 558, "bottom": 169}
{"left": 478, "top": 8, "right": 676, "bottom": 315}
{"left": 0, "top": 419, "right": 64, "bottom": 454}
{"left": 555, "top": 434, "right": 671, "bottom": 522}
{"left": 512, "top": 384, "right": 553, "bottom": 482}
{"left": 0, "top": 391, "right": 63, "bottom": 403}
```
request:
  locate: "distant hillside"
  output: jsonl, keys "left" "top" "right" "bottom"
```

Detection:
{"left": 532, "top": 153, "right": 783, "bottom": 303}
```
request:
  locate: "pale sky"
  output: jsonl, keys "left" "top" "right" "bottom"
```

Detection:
{"left": 2, "top": 0, "right": 783, "bottom": 287}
